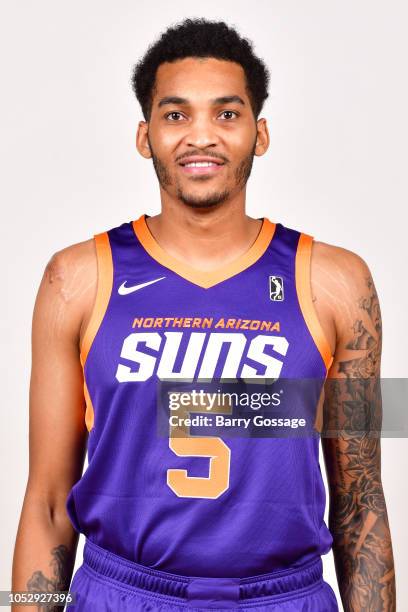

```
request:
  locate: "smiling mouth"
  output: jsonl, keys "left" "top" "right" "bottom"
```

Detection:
{"left": 179, "top": 161, "right": 225, "bottom": 175}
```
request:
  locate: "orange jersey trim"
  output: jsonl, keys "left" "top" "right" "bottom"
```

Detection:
{"left": 295, "top": 233, "right": 334, "bottom": 372}
{"left": 83, "top": 381, "right": 95, "bottom": 433}
{"left": 80, "top": 232, "right": 113, "bottom": 431}
{"left": 132, "top": 214, "right": 276, "bottom": 289}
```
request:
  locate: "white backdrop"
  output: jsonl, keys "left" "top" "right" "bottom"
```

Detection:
{"left": 1, "top": 1, "right": 406, "bottom": 609}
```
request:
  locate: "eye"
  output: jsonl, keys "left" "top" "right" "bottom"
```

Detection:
{"left": 165, "top": 111, "right": 185, "bottom": 121}
{"left": 219, "top": 110, "right": 239, "bottom": 120}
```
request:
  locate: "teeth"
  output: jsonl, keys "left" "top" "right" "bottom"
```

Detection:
{"left": 184, "top": 161, "right": 219, "bottom": 167}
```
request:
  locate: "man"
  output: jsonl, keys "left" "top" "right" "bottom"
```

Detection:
{"left": 12, "top": 18, "right": 395, "bottom": 611}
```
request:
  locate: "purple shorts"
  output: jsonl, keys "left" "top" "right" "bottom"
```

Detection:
{"left": 67, "top": 539, "right": 338, "bottom": 611}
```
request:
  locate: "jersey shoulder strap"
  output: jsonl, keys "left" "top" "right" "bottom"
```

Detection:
{"left": 295, "top": 231, "right": 334, "bottom": 372}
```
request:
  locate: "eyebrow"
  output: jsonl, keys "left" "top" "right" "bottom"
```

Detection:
{"left": 157, "top": 95, "right": 246, "bottom": 108}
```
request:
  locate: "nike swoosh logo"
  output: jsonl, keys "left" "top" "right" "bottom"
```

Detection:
{"left": 118, "top": 276, "right": 166, "bottom": 295}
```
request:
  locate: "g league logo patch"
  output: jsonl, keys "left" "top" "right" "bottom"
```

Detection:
{"left": 269, "top": 276, "right": 284, "bottom": 301}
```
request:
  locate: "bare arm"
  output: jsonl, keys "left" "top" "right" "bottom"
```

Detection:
{"left": 12, "top": 242, "right": 95, "bottom": 611}
{"left": 320, "top": 248, "right": 396, "bottom": 610}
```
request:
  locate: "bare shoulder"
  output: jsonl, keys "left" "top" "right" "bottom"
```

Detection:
{"left": 45, "top": 238, "right": 97, "bottom": 292}
{"left": 311, "top": 240, "right": 377, "bottom": 312}
{"left": 310, "top": 240, "right": 381, "bottom": 364}
{"left": 38, "top": 237, "right": 97, "bottom": 345}
{"left": 311, "top": 240, "right": 371, "bottom": 276}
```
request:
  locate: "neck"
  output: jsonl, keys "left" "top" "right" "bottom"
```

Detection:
{"left": 144, "top": 200, "right": 263, "bottom": 272}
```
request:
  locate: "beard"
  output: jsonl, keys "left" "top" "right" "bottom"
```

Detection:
{"left": 149, "top": 139, "right": 257, "bottom": 210}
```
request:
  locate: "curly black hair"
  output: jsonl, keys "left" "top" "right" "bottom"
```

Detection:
{"left": 131, "top": 18, "right": 270, "bottom": 121}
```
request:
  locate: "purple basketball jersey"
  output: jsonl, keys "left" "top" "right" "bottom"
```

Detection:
{"left": 66, "top": 214, "right": 334, "bottom": 578}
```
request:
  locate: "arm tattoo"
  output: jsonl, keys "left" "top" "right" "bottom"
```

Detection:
{"left": 26, "top": 544, "right": 71, "bottom": 611}
{"left": 338, "top": 276, "right": 382, "bottom": 378}
{"left": 322, "top": 276, "right": 396, "bottom": 611}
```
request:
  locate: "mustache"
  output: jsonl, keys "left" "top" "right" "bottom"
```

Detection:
{"left": 176, "top": 152, "right": 229, "bottom": 164}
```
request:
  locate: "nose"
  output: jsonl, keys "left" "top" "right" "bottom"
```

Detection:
{"left": 185, "top": 116, "right": 220, "bottom": 149}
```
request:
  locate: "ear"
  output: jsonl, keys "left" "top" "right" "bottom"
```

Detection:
{"left": 136, "top": 121, "right": 151, "bottom": 159}
{"left": 254, "top": 118, "right": 270, "bottom": 157}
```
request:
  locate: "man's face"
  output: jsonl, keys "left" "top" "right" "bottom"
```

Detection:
{"left": 137, "top": 57, "right": 269, "bottom": 209}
